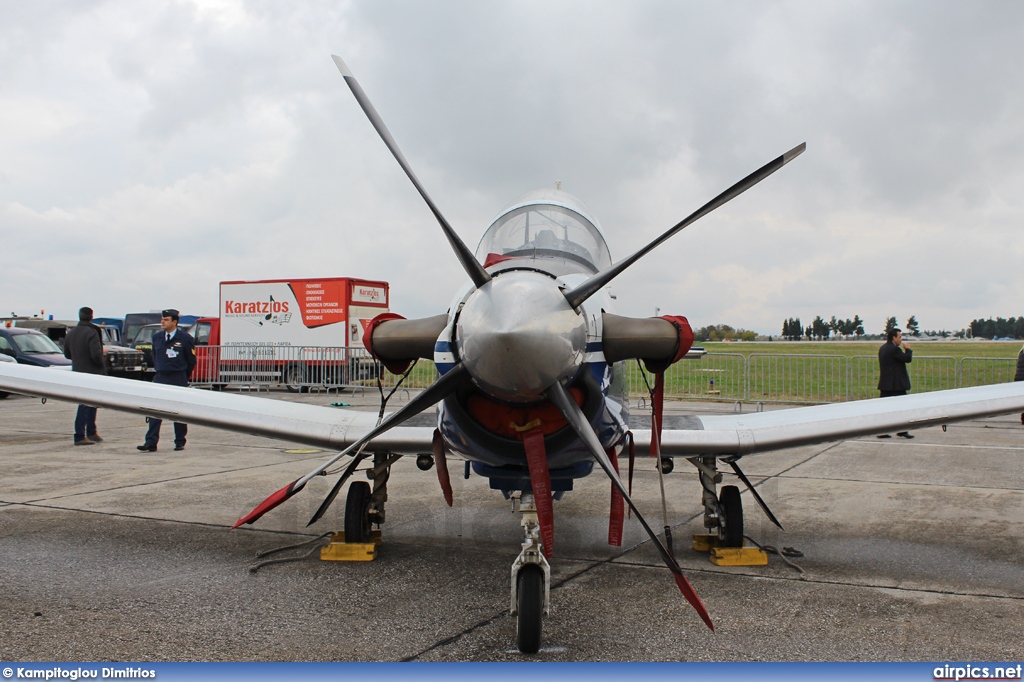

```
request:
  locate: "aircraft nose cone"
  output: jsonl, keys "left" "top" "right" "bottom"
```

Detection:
{"left": 455, "top": 271, "right": 587, "bottom": 402}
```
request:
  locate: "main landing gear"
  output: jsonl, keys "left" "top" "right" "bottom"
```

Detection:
{"left": 343, "top": 452, "right": 397, "bottom": 544}
{"left": 689, "top": 456, "right": 744, "bottom": 548}
{"left": 510, "top": 492, "right": 550, "bottom": 654}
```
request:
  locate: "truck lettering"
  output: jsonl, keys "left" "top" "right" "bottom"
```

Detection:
{"left": 224, "top": 300, "right": 291, "bottom": 315}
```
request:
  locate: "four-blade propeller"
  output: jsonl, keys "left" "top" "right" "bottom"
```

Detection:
{"left": 237, "top": 55, "right": 806, "bottom": 633}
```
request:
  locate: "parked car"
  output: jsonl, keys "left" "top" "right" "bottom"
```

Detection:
{"left": 0, "top": 328, "right": 73, "bottom": 369}
{"left": 0, "top": 349, "right": 13, "bottom": 399}
{"left": 6, "top": 319, "right": 145, "bottom": 380}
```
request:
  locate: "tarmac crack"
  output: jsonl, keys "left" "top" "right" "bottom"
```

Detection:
{"left": 9, "top": 454, "right": 334, "bottom": 504}
{"left": 776, "top": 474, "right": 1024, "bottom": 492}
{"left": 611, "top": 558, "right": 1024, "bottom": 602}
{"left": 0, "top": 500, "right": 323, "bottom": 538}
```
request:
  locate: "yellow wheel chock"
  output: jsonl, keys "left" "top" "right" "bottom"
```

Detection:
{"left": 320, "top": 530, "right": 382, "bottom": 562}
{"left": 692, "top": 533, "right": 768, "bottom": 566}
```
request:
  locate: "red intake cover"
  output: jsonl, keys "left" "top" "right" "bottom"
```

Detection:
{"left": 361, "top": 312, "right": 414, "bottom": 375}
{"left": 642, "top": 315, "right": 695, "bottom": 374}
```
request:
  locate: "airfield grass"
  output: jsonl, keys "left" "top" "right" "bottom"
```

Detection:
{"left": 698, "top": 339, "right": 1022, "bottom": 360}
{"left": 380, "top": 340, "right": 1022, "bottom": 404}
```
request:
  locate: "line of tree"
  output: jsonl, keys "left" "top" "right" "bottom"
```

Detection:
{"left": 781, "top": 315, "right": 865, "bottom": 340}
{"left": 884, "top": 315, "right": 920, "bottom": 337}
{"left": 693, "top": 324, "right": 757, "bottom": 342}
{"left": 967, "top": 317, "right": 1024, "bottom": 339}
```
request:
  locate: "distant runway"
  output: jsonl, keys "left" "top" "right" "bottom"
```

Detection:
{"left": 1, "top": 389, "right": 1021, "bottom": 661}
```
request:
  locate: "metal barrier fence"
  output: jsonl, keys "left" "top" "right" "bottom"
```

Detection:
{"left": 190, "top": 345, "right": 436, "bottom": 393}
{"left": 634, "top": 354, "right": 1018, "bottom": 405}
{"left": 190, "top": 346, "right": 1018, "bottom": 405}
{"left": 960, "top": 357, "right": 1018, "bottom": 387}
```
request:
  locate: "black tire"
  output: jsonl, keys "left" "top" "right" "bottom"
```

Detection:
{"left": 0, "top": 391, "right": 9, "bottom": 400}
{"left": 344, "top": 481, "right": 372, "bottom": 543}
{"left": 282, "top": 364, "right": 305, "bottom": 393}
{"left": 516, "top": 565, "right": 544, "bottom": 654}
{"left": 718, "top": 485, "right": 743, "bottom": 548}
{"left": 660, "top": 457, "right": 674, "bottom": 474}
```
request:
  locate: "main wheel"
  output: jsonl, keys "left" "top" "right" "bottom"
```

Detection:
{"left": 282, "top": 364, "right": 305, "bottom": 393}
{"left": 718, "top": 484, "right": 743, "bottom": 548}
{"left": 344, "top": 481, "right": 372, "bottom": 543}
{"left": 516, "top": 565, "right": 544, "bottom": 654}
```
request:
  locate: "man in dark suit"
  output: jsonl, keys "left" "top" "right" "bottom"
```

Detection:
{"left": 877, "top": 327, "right": 914, "bottom": 439}
{"left": 138, "top": 309, "right": 196, "bottom": 452}
{"left": 1015, "top": 343, "right": 1023, "bottom": 425}
{"left": 64, "top": 306, "right": 107, "bottom": 445}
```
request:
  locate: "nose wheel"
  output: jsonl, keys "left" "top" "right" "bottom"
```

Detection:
{"left": 510, "top": 493, "right": 550, "bottom": 654}
{"left": 516, "top": 565, "right": 544, "bottom": 653}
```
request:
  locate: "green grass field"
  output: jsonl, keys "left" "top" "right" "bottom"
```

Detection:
{"left": 628, "top": 340, "right": 1022, "bottom": 404}
{"left": 378, "top": 339, "right": 1022, "bottom": 404}
{"left": 698, "top": 339, "right": 1022, "bottom": 360}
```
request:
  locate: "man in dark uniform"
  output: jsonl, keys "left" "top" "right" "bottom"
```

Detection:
{"left": 64, "top": 306, "right": 107, "bottom": 445}
{"left": 138, "top": 309, "right": 196, "bottom": 452}
{"left": 877, "top": 327, "right": 914, "bottom": 439}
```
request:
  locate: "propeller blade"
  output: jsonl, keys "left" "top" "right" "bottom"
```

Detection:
{"left": 546, "top": 382, "right": 714, "bottom": 631}
{"left": 234, "top": 363, "right": 469, "bottom": 527}
{"left": 564, "top": 143, "right": 806, "bottom": 309}
{"left": 232, "top": 479, "right": 304, "bottom": 529}
{"left": 306, "top": 453, "right": 370, "bottom": 527}
{"left": 332, "top": 55, "right": 491, "bottom": 289}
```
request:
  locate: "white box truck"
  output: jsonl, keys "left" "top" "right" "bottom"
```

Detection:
{"left": 196, "top": 277, "right": 390, "bottom": 390}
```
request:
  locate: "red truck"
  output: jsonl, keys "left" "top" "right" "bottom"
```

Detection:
{"left": 192, "top": 277, "right": 389, "bottom": 391}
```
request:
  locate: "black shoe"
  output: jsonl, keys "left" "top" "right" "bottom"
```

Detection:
{"left": 896, "top": 431, "right": 914, "bottom": 439}
{"left": 137, "top": 444, "right": 157, "bottom": 452}
{"left": 876, "top": 434, "right": 892, "bottom": 439}
{"left": 87, "top": 434, "right": 103, "bottom": 442}
{"left": 75, "top": 438, "right": 95, "bottom": 446}
{"left": 174, "top": 444, "right": 185, "bottom": 451}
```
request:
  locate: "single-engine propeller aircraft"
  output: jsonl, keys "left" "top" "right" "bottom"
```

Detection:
{"left": 4, "top": 56, "right": 1024, "bottom": 654}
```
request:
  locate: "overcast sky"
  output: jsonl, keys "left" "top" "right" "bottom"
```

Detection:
{"left": 2, "top": 1, "right": 1023, "bottom": 336}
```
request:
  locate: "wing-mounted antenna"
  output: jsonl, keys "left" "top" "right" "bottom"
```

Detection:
{"left": 332, "top": 56, "right": 491, "bottom": 289}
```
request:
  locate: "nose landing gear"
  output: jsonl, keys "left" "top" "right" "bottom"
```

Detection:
{"left": 510, "top": 493, "right": 550, "bottom": 654}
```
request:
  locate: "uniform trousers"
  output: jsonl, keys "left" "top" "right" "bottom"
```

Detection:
{"left": 144, "top": 371, "right": 189, "bottom": 447}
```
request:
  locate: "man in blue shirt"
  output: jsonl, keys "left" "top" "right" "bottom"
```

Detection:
{"left": 138, "top": 309, "right": 196, "bottom": 452}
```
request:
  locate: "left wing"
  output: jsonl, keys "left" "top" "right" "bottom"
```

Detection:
{"left": 0, "top": 363, "right": 434, "bottom": 454}
{"left": 632, "top": 382, "right": 1024, "bottom": 456}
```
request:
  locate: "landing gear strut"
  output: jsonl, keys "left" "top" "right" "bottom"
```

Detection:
{"left": 510, "top": 493, "right": 550, "bottom": 654}
{"left": 343, "top": 451, "right": 396, "bottom": 543}
{"left": 690, "top": 456, "right": 744, "bottom": 548}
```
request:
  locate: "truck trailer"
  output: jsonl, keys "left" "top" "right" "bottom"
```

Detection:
{"left": 192, "top": 277, "right": 389, "bottom": 391}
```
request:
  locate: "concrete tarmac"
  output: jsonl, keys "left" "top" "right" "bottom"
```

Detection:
{"left": 1, "top": 387, "right": 1022, "bottom": 661}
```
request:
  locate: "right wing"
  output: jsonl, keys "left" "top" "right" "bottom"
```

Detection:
{"left": 0, "top": 363, "right": 434, "bottom": 454}
{"left": 631, "top": 382, "right": 1024, "bottom": 456}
